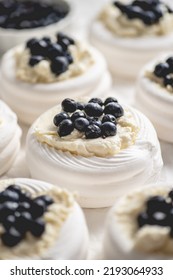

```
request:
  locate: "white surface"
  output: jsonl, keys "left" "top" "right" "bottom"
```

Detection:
{"left": 1, "top": 0, "right": 173, "bottom": 259}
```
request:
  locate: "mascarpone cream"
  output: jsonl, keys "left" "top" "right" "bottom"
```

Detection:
{"left": 0, "top": 100, "right": 21, "bottom": 176}
{"left": 0, "top": 43, "right": 111, "bottom": 125}
{"left": 26, "top": 104, "right": 163, "bottom": 208}
{"left": 0, "top": 178, "right": 89, "bottom": 260}
{"left": 135, "top": 52, "right": 173, "bottom": 143}
{"left": 103, "top": 184, "right": 173, "bottom": 259}
{"left": 90, "top": 2, "right": 173, "bottom": 78}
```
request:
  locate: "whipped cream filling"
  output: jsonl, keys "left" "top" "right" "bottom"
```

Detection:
{"left": 100, "top": 2, "right": 173, "bottom": 38}
{"left": 113, "top": 185, "right": 173, "bottom": 255}
{"left": 15, "top": 42, "right": 94, "bottom": 84}
{"left": 0, "top": 179, "right": 76, "bottom": 260}
{"left": 33, "top": 105, "right": 139, "bottom": 158}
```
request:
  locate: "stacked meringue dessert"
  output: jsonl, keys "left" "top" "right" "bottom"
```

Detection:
{"left": 26, "top": 96, "right": 163, "bottom": 208}
{"left": 0, "top": 32, "right": 111, "bottom": 125}
{"left": 103, "top": 183, "right": 173, "bottom": 259}
{"left": 90, "top": 0, "right": 173, "bottom": 78}
{"left": 0, "top": 178, "right": 88, "bottom": 259}
{"left": 0, "top": 100, "right": 21, "bottom": 176}
{"left": 136, "top": 52, "right": 173, "bottom": 143}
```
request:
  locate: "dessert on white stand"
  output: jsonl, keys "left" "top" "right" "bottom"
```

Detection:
{"left": 103, "top": 183, "right": 173, "bottom": 259}
{"left": 0, "top": 32, "right": 111, "bottom": 125}
{"left": 136, "top": 52, "right": 173, "bottom": 143}
{"left": 26, "top": 96, "right": 163, "bottom": 208}
{"left": 90, "top": 0, "right": 173, "bottom": 78}
{"left": 0, "top": 100, "right": 21, "bottom": 176}
{"left": 0, "top": 178, "right": 89, "bottom": 260}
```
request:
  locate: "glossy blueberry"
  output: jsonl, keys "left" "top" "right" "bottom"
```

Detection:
{"left": 101, "top": 122, "right": 117, "bottom": 137}
{"left": 104, "top": 102, "right": 124, "bottom": 118}
{"left": 15, "top": 211, "right": 32, "bottom": 233}
{"left": 166, "top": 57, "right": 173, "bottom": 70}
{"left": 57, "top": 32, "right": 75, "bottom": 46}
{"left": 154, "top": 63, "right": 170, "bottom": 78}
{"left": 163, "top": 75, "right": 173, "bottom": 87}
{"left": 19, "top": 191, "right": 31, "bottom": 203}
{"left": 151, "top": 211, "right": 168, "bottom": 226}
{"left": 17, "top": 202, "right": 31, "bottom": 212}
{"left": 1, "top": 227, "right": 23, "bottom": 247}
{"left": 71, "top": 111, "right": 86, "bottom": 122}
{"left": 58, "top": 119, "right": 74, "bottom": 137}
{"left": 88, "top": 98, "right": 103, "bottom": 106}
{"left": 142, "top": 11, "right": 157, "bottom": 25}
{"left": 146, "top": 196, "right": 170, "bottom": 214}
{"left": 137, "top": 212, "right": 149, "bottom": 227}
{"left": 76, "top": 102, "right": 85, "bottom": 110}
{"left": 37, "top": 195, "right": 54, "bottom": 207}
{"left": 102, "top": 114, "right": 117, "bottom": 124}
{"left": 65, "top": 52, "right": 73, "bottom": 64}
{"left": 29, "top": 39, "right": 49, "bottom": 56}
{"left": 104, "top": 97, "right": 118, "bottom": 105}
{"left": 53, "top": 112, "right": 69, "bottom": 127}
{"left": 74, "top": 117, "right": 89, "bottom": 132}
{"left": 88, "top": 117, "right": 102, "bottom": 128}
{"left": 0, "top": 202, "right": 18, "bottom": 222}
{"left": 62, "top": 98, "right": 77, "bottom": 113}
{"left": 85, "top": 124, "right": 102, "bottom": 139}
{"left": 0, "top": 190, "right": 19, "bottom": 203}
{"left": 84, "top": 103, "right": 103, "bottom": 117}
{"left": 47, "top": 43, "right": 63, "bottom": 60}
{"left": 29, "top": 55, "right": 44, "bottom": 67}
{"left": 50, "top": 56, "right": 69, "bottom": 75}
{"left": 2, "top": 215, "right": 16, "bottom": 230}
{"left": 7, "top": 184, "right": 22, "bottom": 195}
{"left": 26, "top": 38, "right": 38, "bottom": 49}
{"left": 31, "top": 199, "right": 46, "bottom": 219}
{"left": 30, "top": 218, "right": 45, "bottom": 237}
{"left": 42, "top": 36, "right": 51, "bottom": 44}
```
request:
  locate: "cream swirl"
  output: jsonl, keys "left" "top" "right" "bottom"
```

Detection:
{"left": 0, "top": 178, "right": 89, "bottom": 260}
{"left": 103, "top": 184, "right": 173, "bottom": 259}
{"left": 0, "top": 45, "right": 111, "bottom": 125}
{"left": 26, "top": 106, "right": 163, "bottom": 208}
{"left": 0, "top": 100, "right": 21, "bottom": 176}
{"left": 135, "top": 53, "right": 173, "bottom": 143}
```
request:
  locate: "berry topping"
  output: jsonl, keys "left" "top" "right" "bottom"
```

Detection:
{"left": 154, "top": 62, "right": 170, "bottom": 78}
{"left": 53, "top": 112, "right": 69, "bottom": 127}
{"left": 50, "top": 56, "right": 69, "bottom": 76}
{"left": 104, "top": 97, "right": 118, "bottom": 105}
{"left": 84, "top": 103, "right": 103, "bottom": 117}
{"left": 166, "top": 57, "right": 173, "bottom": 70}
{"left": 30, "top": 219, "right": 45, "bottom": 237}
{"left": 88, "top": 117, "right": 102, "bottom": 128}
{"left": 58, "top": 119, "right": 74, "bottom": 137}
{"left": 85, "top": 124, "right": 102, "bottom": 139}
{"left": 1, "top": 227, "right": 23, "bottom": 247}
{"left": 3, "top": 215, "right": 16, "bottom": 230}
{"left": 102, "top": 114, "right": 117, "bottom": 124}
{"left": 0, "top": 202, "right": 18, "bottom": 222}
{"left": 88, "top": 98, "right": 103, "bottom": 106}
{"left": 62, "top": 98, "right": 77, "bottom": 113}
{"left": 57, "top": 32, "right": 75, "bottom": 47}
{"left": 47, "top": 43, "right": 63, "bottom": 60}
{"left": 29, "top": 55, "right": 44, "bottom": 67}
{"left": 74, "top": 117, "right": 89, "bottom": 132}
{"left": 163, "top": 75, "right": 173, "bottom": 87}
{"left": 37, "top": 195, "right": 54, "bottom": 207}
{"left": 104, "top": 102, "right": 124, "bottom": 118}
{"left": 101, "top": 122, "right": 117, "bottom": 137}
{"left": 0, "top": 190, "right": 19, "bottom": 203}
{"left": 76, "top": 102, "right": 85, "bottom": 110}
{"left": 71, "top": 111, "right": 86, "bottom": 123}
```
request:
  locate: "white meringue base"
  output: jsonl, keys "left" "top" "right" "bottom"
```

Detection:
{"left": 103, "top": 183, "right": 173, "bottom": 260}
{"left": 135, "top": 54, "right": 173, "bottom": 143}
{"left": 26, "top": 106, "right": 163, "bottom": 208}
{"left": 0, "top": 46, "right": 111, "bottom": 125}
{"left": 90, "top": 20, "right": 173, "bottom": 79}
{"left": 0, "top": 100, "right": 21, "bottom": 176}
{"left": 0, "top": 178, "right": 89, "bottom": 260}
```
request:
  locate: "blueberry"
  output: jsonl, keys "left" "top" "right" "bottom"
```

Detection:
{"left": 42, "top": 36, "right": 51, "bottom": 44}
{"left": 31, "top": 199, "right": 46, "bottom": 219}
{"left": 37, "top": 195, "right": 54, "bottom": 207}
{"left": 19, "top": 191, "right": 31, "bottom": 203}
{"left": 76, "top": 102, "right": 85, "bottom": 110}
{"left": 26, "top": 38, "right": 38, "bottom": 49}
{"left": 85, "top": 124, "right": 102, "bottom": 139}
{"left": 29, "top": 55, "right": 44, "bottom": 67}
{"left": 101, "top": 122, "right": 117, "bottom": 137}
{"left": 163, "top": 75, "right": 173, "bottom": 87}
{"left": 7, "top": 184, "right": 22, "bottom": 195}
{"left": 154, "top": 63, "right": 170, "bottom": 78}
{"left": 65, "top": 52, "right": 73, "bottom": 64}
{"left": 71, "top": 111, "right": 86, "bottom": 122}
{"left": 15, "top": 211, "right": 32, "bottom": 233}
{"left": 17, "top": 202, "right": 31, "bottom": 212}
{"left": 0, "top": 202, "right": 18, "bottom": 222}
{"left": 166, "top": 57, "right": 173, "bottom": 70}
{"left": 137, "top": 212, "right": 149, "bottom": 228}
{"left": 1, "top": 227, "right": 23, "bottom": 247}
{"left": 47, "top": 43, "right": 63, "bottom": 60}
{"left": 151, "top": 211, "right": 168, "bottom": 226}
{"left": 30, "top": 39, "right": 49, "bottom": 56}
{"left": 58, "top": 119, "right": 74, "bottom": 137}
{"left": 88, "top": 117, "right": 102, "bottom": 128}
{"left": 126, "top": 6, "right": 143, "bottom": 20}
{"left": 53, "top": 112, "right": 69, "bottom": 127}
{"left": 104, "top": 97, "right": 118, "bottom": 105}
{"left": 84, "top": 103, "right": 103, "bottom": 117}
{"left": 142, "top": 11, "right": 157, "bottom": 25}
{"left": 168, "top": 190, "right": 173, "bottom": 200}
{"left": 0, "top": 190, "right": 19, "bottom": 203}
{"left": 102, "top": 114, "right": 117, "bottom": 124}
{"left": 88, "top": 98, "right": 103, "bottom": 106}
{"left": 2, "top": 215, "right": 16, "bottom": 230}
{"left": 62, "top": 98, "right": 77, "bottom": 113}
{"left": 50, "top": 56, "right": 69, "bottom": 75}
{"left": 74, "top": 117, "right": 89, "bottom": 132}
{"left": 154, "top": 6, "right": 163, "bottom": 19}
{"left": 146, "top": 196, "right": 170, "bottom": 214}
{"left": 30, "top": 218, "right": 45, "bottom": 237}
{"left": 104, "top": 102, "right": 124, "bottom": 118}
{"left": 57, "top": 32, "right": 75, "bottom": 46}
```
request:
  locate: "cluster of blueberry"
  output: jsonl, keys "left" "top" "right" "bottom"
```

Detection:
{"left": 137, "top": 190, "right": 173, "bottom": 237}
{"left": 53, "top": 97, "right": 124, "bottom": 139}
{"left": 0, "top": 0, "right": 69, "bottom": 29}
{"left": 153, "top": 57, "right": 173, "bottom": 88}
{"left": 26, "top": 32, "right": 75, "bottom": 75}
{"left": 113, "top": 0, "right": 172, "bottom": 26}
{"left": 0, "top": 184, "right": 54, "bottom": 247}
